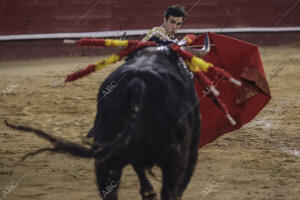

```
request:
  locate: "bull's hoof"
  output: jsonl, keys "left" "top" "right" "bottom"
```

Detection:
{"left": 141, "top": 190, "right": 158, "bottom": 200}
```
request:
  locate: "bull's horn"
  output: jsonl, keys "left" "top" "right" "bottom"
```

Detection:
{"left": 120, "top": 32, "right": 127, "bottom": 40}
{"left": 198, "top": 33, "right": 211, "bottom": 57}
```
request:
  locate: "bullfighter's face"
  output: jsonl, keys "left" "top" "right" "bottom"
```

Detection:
{"left": 163, "top": 15, "right": 183, "bottom": 38}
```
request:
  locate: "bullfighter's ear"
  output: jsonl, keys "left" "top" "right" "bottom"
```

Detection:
{"left": 163, "top": 17, "right": 167, "bottom": 24}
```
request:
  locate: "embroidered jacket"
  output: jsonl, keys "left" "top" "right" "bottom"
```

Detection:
{"left": 142, "top": 25, "right": 174, "bottom": 42}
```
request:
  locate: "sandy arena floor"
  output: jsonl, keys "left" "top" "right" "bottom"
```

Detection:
{"left": 0, "top": 43, "right": 299, "bottom": 200}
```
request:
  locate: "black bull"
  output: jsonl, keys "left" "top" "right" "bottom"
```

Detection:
{"left": 5, "top": 46, "right": 201, "bottom": 200}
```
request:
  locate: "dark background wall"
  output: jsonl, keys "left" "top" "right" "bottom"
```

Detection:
{"left": 1, "top": 0, "right": 300, "bottom": 35}
{"left": 1, "top": 0, "right": 299, "bottom": 60}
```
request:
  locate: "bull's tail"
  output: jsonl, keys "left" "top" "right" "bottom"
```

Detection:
{"left": 5, "top": 119, "right": 132, "bottom": 162}
{"left": 5, "top": 120, "right": 96, "bottom": 160}
{"left": 4, "top": 78, "right": 146, "bottom": 162}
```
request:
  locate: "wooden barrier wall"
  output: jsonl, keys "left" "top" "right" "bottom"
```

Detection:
{"left": 1, "top": 0, "right": 299, "bottom": 59}
{"left": 1, "top": 0, "right": 300, "bottom": 35}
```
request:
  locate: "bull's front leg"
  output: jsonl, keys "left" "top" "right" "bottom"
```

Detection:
{"left": 133, "top": 165, "right": 158, "bottom": 200}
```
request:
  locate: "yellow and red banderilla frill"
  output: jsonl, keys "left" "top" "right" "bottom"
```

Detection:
{"left": 54, "top": 34, "right": 241, "bottom": 125}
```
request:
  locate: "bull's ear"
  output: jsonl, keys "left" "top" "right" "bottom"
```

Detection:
{"left": 148, "top": 35, "right": 162, "bottom": 44}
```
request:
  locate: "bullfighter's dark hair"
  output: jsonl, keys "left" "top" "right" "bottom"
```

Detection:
{"left": 164, "top": 4, "right": 186, "bottom": 20}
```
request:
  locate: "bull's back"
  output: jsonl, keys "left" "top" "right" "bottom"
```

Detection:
{"left": 94, "top": 47, "right": 200, "bottom": 165}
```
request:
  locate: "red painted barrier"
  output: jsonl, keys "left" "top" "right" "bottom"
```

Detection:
{"left": 1, "top": 0, "right": 299, "bottom": 35}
